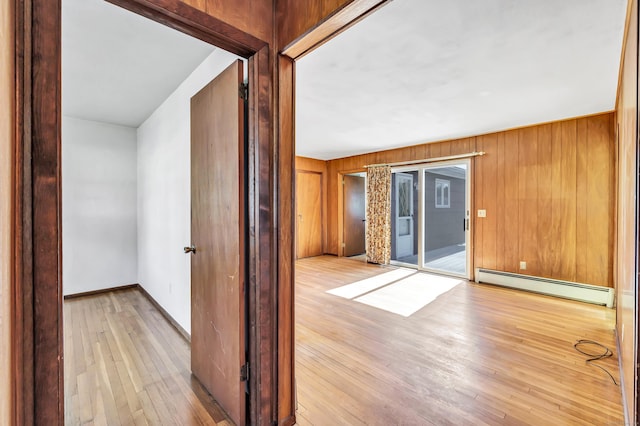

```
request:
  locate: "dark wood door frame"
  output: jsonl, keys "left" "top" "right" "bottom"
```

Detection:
{"left": 275, "top": 3, "right": 392, "bottom": 424}
{"left": 13, "top": 0, "right": 275, "bottom": 424}
{"left": 13, "top": 0, "right": 395, "bottom": 425}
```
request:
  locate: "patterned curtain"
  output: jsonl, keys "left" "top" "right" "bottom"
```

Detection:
{"left": 366, "top": 165, "right": 392, "bottom": 264}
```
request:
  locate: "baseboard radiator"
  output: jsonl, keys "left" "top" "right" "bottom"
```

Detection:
{"left": 475, "top": 268, "right": 614, "bottom": 308}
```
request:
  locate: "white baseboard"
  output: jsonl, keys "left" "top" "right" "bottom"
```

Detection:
{"left": 475, "top": 268, "right": 614, "bottom": 308}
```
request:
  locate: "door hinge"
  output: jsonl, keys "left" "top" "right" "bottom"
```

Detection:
{"left": 240, "top": 362, "right": 249, "bottom": 382}
{"left": 341, "top": 242, "right": 346, "bottom": 248}
{"left": 239, "top": 82, "right": 248, "bottom": 100}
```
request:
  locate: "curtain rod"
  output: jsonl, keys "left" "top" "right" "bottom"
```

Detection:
{"left": 364, "top": 151, "right": 486, "bottom": 168}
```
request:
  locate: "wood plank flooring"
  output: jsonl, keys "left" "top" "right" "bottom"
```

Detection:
{"left": 64, "top": 288, "right": 231, "bottom": 425}
{"left": 295, "top": 256, "right": 624, "bottom": 425}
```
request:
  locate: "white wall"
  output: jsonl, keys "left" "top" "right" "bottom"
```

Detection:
{"left": 62, "top": 116, "right": 138, "bottom": 295}
{"left": 137, "top": 49, "right": 240, "bottom": 334}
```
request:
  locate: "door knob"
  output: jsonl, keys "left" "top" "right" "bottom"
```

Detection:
{"left": 184, "top": 245, "right": 196, "bottom": 254}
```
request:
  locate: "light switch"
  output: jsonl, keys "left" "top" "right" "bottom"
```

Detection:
{"left": 477, "top": 209, "right": 486, "bottom": 218}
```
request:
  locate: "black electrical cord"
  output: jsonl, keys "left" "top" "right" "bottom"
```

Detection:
{"left": 573, "top": 339, "right": 618, "bottom": 385}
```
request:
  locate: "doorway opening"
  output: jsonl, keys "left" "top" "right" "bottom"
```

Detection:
{"left": 61, "top": 0, "right": 249, "bottom": 424}
{"left": 390, "top": 160, "right": 471, "bottom": 278}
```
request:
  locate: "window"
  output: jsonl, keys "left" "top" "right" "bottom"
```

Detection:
{"left": 435, "top": 178, "right": 450, "bottom": 208}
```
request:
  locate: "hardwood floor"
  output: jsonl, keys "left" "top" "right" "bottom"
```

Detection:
{"left": 295, "top": 256, "right": 624, "bottom": 425}
{"left": 64, "top": 288, "right": 232, "bottom": 425}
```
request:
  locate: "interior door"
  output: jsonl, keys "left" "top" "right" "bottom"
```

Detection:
{"left": 395, "top": 172, "right": 414, "bottom": 258}
{"left": 343, "top": 174, "right": 366, "bottom": 256}
{"left": 296, "top": 171, "right": 323, "bottom": 258}
{"left": 190, "top": 59, "right": 246, "bottom": 426}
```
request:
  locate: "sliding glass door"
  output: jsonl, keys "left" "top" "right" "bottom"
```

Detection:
{"left": 390, "top": 160, "right": 470, "bottom": 278}
{"left": 422, "top": 163, "right": 469, "bottom": 276}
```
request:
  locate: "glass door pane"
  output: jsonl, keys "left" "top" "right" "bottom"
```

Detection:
{"left": 390, "top": 170, "right": 418, "bottom": 266}
{"left": 422, "top": 164, "right": 467, "bottom": 276}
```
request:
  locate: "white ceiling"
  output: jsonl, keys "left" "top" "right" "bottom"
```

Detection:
{"left": 62, "top": 0, "right": 215, "bottom": 127}
{"left": 296, "top": 0, "right": 628, "bottom": 160}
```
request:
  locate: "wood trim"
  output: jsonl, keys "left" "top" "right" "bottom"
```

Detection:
{"left": 13, "top": 0, "right": 30, "bottom": 422}
{"left": 279, "top": 414, "right": 296, "bottom": 426}
{"left": 277, "top": 55, "right": 296, "bottom": 425}
{"left": 337, "top": 171, "right": 345, "bottom": 257}
{"left": 106, "top": 0, "right": 267, "bottom": 58}
{"left": 281, "top": 0, "right": 390, "bottom": 59}
{"left": 62, "top": 284, "right": 139, "bottom": 300}
{"left": 15, "top": 0, "right": 64, "bottom": 424}
{"left": 246, "top": 45, "right": 277, "bottom": 425}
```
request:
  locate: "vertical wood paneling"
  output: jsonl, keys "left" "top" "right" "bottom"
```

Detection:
{"left": 502, "top": 130, "right": 519, "bottom": 273}
{"left": 575, "top": 119, "right": 589, "bottom": 284}
{"left": 585, "top": 115, "right": 613, "bottom": 286}
{"left": 326, "top": 158, "right": 344, "bottom": 254}
{"left": 559, "top": 120, "right": 577, "bottom": 281}
{"left": 324, "top": 113, "right": 615, "bottom": 287}
{"left": 518, "top": 126, "right": 538, "bottom": 276}
{"left": 537, "top": 124, "right": 553, "bottom": 278}
{"left": 494, "top": 133, "right": 505, "bottom": 272}
{"left": 478, "top": 134, "right": 497, "bottom": 270}
{"left": 550, "top": 123, "right": 563, "bottom": 278}
{"left": 474, "top": 140, "right": 484, "bottom": 271}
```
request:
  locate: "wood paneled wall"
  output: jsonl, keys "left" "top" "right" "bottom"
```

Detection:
{"left": 475, "top": 115, "right": 614, "bottom": 286}
{"left": 615, "top": 0, "right": 637, "bottom": 422}
{"left": 0, "top": 0, "right": 13, "bottom": 423}
{"left": 323, "top": 113, "right": 616, "bottom": 288}
{"left": 296, "top": 157, "right": 328, "bottom": 253}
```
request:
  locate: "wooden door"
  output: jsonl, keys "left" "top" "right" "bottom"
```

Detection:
{"left": 190, "top": 60, "right": 246, "bottom": 426}
{"left": 343, "top": 175, "right": 366, "bottom": 256}
{"left": 296, "top": 171, "right": 323, "bottom": 258}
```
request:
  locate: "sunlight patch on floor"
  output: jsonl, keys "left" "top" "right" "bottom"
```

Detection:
{"left": 353, "top": 273, "right": 463, "bottom": 317}
{"left": 326, "top": 268, "right": 416, "bottom": 299}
